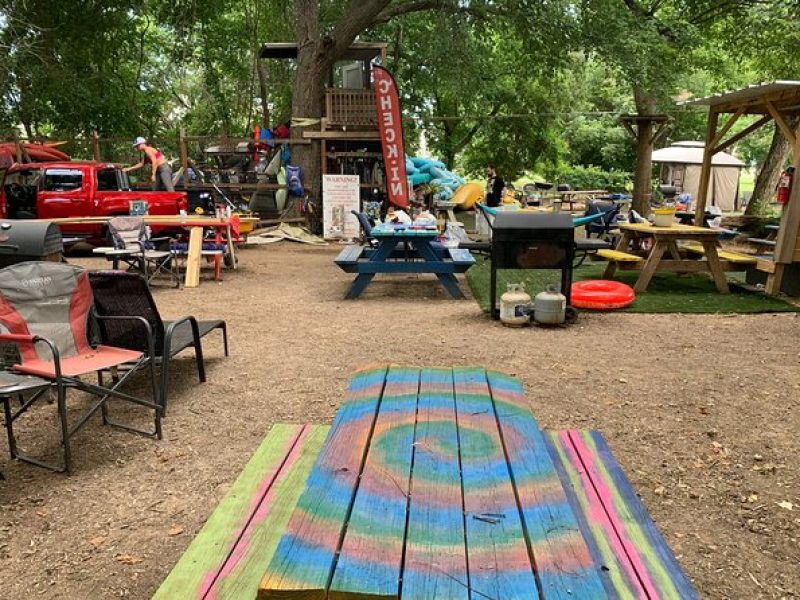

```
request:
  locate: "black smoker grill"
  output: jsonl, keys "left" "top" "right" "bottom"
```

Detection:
{"left": 0, "top": 221, "right": 64, "bottom": 268}
{"left": 490, "top": 212, "right": 575, "bottom": 320}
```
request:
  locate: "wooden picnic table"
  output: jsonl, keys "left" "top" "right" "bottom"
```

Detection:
{"left": 334, "top": 223, "right": 474, "bottom": 299}
{"left": 604, "top": 222, "right": 730, "bottom": 293}
{"left": 154, "top": 366, "right": 699, "bottom": 600}
{"left": 45, "top": 215, "right": 237, "bottom": 287}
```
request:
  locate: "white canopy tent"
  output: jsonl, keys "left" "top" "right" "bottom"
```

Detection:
{"left": 651, "top": 141, "right": 745, "bottom": 211}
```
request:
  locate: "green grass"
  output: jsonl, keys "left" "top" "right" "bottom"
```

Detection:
{"left": 466, "top": 258, "right": 799, "bottom": 314}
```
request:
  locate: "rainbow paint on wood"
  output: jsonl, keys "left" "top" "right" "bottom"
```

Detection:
{"left": 262, "top": 367, "right": 693, "bottom": 600}
{"left": 545, "top": 430, "right": 700, "bottom": 600}
{"left": 156, "top": 368, "right": 697, "bottom": 600}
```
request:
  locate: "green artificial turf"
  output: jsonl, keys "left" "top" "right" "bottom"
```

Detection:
{"left": 465, "top": 257, "right": 800, "bottom": 314}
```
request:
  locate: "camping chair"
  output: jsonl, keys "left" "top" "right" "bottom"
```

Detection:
{"left": 88, "top": 270, "right": 228, "bottom": 414}
{"left": 106, "top": 216, "right": 180, "bottom": 288}
{"left": 351, "top": 210, "right": 378, "bottom": 247}
{"left": 0, "top": 262, "right": 161, "bottom": 472}
{"left": 584, "top": 200, "right": 622, "bottom": 240}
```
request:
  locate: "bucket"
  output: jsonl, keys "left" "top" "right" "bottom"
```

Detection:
{"left": 653, "top": 207, "right": 676, "bottom": 227}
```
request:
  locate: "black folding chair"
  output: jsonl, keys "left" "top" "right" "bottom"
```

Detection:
{"left": 88, "top": 271, "right": 228, "bottom": 414}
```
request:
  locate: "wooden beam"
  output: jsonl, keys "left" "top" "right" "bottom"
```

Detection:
{"left": 764, "top": 99, "right": 797, "bottom": 146}
{"left": 695, "top": 109, "right": 719, "bottom": 226}
{"left": 649, "top": 119, "right": 670, "bottom": 145}
{"left": 619, "top": 119, "right": 637, "bottom": 140}
{"left": 772, "top": 138, "right": 800, "bottom": 264}
{"left": 713, "top": 115, "right": 771, "bottom": 154}
{"left": 709, "top": 106, "right": 745, "bottom": 150}
{"left": 303, "top": 130, "right": 380, "bottom": 140}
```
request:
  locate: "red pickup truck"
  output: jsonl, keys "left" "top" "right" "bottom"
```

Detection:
{"left": 0, "top": 161, "right": 191, "bottom": 242}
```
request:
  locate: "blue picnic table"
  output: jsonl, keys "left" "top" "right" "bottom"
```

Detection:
{"left": 334, "top": 223, "right": 475, "bottom": 299}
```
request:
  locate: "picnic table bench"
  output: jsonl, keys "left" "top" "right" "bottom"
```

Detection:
{"left": 334, "top": 223, "right": 475, "bottom": 299}
{"left": 154, "top": 367, "right": 697, "bottom": 600}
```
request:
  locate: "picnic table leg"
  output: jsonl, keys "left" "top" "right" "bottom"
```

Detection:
{"left": 634, "top": 239, "right": 667, "bottom": 293}
{"left": 414, "top": 240, "right": 465, "bottom": 299}
{"left": 701, "top": 240, "right": 730, "bottom": 293}
{"left": 344, "top": 239, "right": 396, "bottom": 299}
{"left": 667, "top": 241, "right": 682, "bottom": 260}
{"left": 603, "top": 231, "right": 632, "bottom": 279}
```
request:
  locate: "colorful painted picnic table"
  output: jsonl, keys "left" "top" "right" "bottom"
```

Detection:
{"left": 334, "top": 223, "right": 474, "bottom": 299}
{"left": 255, "top": 366, "right": 697, "bottom": 600}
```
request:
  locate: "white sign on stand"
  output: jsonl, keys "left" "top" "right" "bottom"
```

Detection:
{"left": 323, "top": 174, "right": 360, "bottom": 241}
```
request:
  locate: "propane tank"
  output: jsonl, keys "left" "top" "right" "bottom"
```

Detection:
{"left": 533, "top": 285, "right": 567, "bottom": 326}
{"left": 499, "top": 283, "right": 532, "bottom": 327}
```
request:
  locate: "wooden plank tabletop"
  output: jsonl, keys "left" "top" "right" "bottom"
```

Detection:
{"left": 258, "top": 366, "right": 606, "bottom": 600}
{"left": 618, "top": 222, "right": 718, "bottom": 236}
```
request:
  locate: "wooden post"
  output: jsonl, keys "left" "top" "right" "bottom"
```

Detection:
{"left": 694, "top": 109, "right": 719, "bottom": 227}
{"left": 179, "top": 127, "right": 190, "bottom": 187}
{"left": 766, "top": 132, "right": 800, "bottom": 294}
{"left": 184, "top": 227, "right": 203, "bottom": 288}
{"left": 92, "top": 131, "right": 101, "bottom": 161}
{"left": 11, "top": 131, "right": 23, "bottom": 163}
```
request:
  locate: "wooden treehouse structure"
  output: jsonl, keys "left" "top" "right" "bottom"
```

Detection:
{"left": 681, "top": 81, "right": 800, "bottom": 295}
{"left": 260, "top": 42, "right": 389, "bottom": 203}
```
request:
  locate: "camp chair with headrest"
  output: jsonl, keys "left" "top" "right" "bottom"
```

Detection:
{"left": 0, "top": 261, "right": 161, "bottom": 472}
{"left": 88, "top": 270, "right": 228, "bottom": 414}
{"left": 584, "top": 200, "right": 622, "bottom": 240}
{"left": 106, "top": 216, "right": 180, "bottom": 288}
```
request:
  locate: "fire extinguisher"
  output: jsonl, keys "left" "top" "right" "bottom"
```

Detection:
{"left": 777, "top": 166, "right": 794, "bottom": 205}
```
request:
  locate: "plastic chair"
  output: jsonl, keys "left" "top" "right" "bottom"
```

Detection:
{"left": 0, "top": 262, "right": 161, "bottom": 472}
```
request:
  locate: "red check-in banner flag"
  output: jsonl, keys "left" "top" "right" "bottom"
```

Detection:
{"left": 373, "top": 65, "right": 410, "bottom": 209}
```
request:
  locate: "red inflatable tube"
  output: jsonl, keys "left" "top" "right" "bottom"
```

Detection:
{"left": 571, "top": 279, "right": 635, "bottom": 310}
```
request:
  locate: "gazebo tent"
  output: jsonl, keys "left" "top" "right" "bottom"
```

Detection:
{"left": 652, "top": 141, "right": 744, "bottom": 211}
{"left": 653, "top": 141, "right": 744, "bottom": 210}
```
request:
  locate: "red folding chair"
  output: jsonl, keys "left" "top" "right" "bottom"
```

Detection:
{"left": 0, "top": 262, "right": 161, "bottom": 472}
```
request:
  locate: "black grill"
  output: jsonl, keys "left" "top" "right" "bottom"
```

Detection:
{"left": 0, "top": 221, "right": 63, "bottom": 268}
{"left": 490, "top": 212, "right": 574, "bottom": 319}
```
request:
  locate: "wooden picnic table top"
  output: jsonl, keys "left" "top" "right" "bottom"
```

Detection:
{"left": 619, "top": 222, "right": 719, "bottom": 237}
{"left": 254, "top": 366, "right": 697, "bottom": 600}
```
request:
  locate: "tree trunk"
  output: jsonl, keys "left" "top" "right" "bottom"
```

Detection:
{"left": 746, "top": 117, "right": 800, "bottom": 216}
{"left": 631, "top": 87, "right": 657, "bottom": 216}
{"left": 256, "top": 57, "right": 271, "bottom": 127}
{"left": 290, "top": 0, "right": 325, "bottom": 204}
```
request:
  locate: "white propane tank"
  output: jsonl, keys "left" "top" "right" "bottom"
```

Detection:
{"left": 499, "top": 283, "right": 531, "bottom": 327}
{"left": 533, "top": 285, "right": 566, "bottom": 326}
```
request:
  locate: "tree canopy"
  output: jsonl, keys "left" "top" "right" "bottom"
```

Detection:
{"left": 0, "top": 0, "right": 797, "bottom": 196}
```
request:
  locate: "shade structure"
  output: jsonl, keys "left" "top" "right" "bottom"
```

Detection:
{"left": 652, "top": 141, "right": 744, "bottom": 211}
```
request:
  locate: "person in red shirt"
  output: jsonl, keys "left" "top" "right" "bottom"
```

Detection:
{"left": 125, "top": 137, "right": 175, "bottom": 191}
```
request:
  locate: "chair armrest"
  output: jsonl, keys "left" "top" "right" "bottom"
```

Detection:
{"left": 92, "top": 314, "right": 156, "bottom": 360}
{"left": 0, "top": 333, "right": 36, "bottom": 344}
{"left": 163, "top": 315, "right": 201, "bottom": 358}
{"left": 0, "top": 334, "right": 64, "bottom": 379}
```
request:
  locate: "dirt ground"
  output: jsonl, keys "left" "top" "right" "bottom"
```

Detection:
{"left": 1, "top": 242, "right": 799, "bottom": 600}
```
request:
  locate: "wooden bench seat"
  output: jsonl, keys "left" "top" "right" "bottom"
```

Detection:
{"left": 334, "top": 244, "right": 365, "bottom": 273}
{"left": 596, "top": 248, "right": 644, "bottom": 262}
{"left": 448, "top": 247, "right": 476, "bottom": 272}
{"left": 682, "top": 243, "right": 757, "bottom": 264}
{"left": 546, "top": 429, "right": 699, "bottom": 599}
{"left": 152, "top": 424, "right": 328, "bottom": 600}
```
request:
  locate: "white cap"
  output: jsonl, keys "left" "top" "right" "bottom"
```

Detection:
{"left": 132, "top": 136, "right": 147, "bottom": 147}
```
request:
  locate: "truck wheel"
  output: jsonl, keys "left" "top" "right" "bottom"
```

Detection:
{"left": 224, "top": 252, "right": 237, "bottom": 268}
